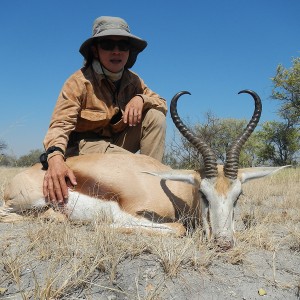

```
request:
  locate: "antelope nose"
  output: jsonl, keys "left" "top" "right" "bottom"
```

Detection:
{"left": 214, "top": 236, "right": 234, "bottom": 251}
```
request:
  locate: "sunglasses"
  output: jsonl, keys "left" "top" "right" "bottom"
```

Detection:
{"left": 98, "top": 39, "right": 131, "bottom": 52}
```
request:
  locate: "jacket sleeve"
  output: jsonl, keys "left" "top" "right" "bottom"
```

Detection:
{"left": 43, "top": 74, "right": 84, "bottom": 152}
{"left": 136, "top": 77, "right": 167, "bottom": 115}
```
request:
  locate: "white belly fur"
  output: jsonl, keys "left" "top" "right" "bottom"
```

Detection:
{"left": 2, "top": 189, "right": 175, "bottom": 233}
{"left": 65, "top": 191, "right": 174, "bottom": 233}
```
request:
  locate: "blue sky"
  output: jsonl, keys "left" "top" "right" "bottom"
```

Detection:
{"left": 1, "top": 0, "right": 299, "bottom": 156}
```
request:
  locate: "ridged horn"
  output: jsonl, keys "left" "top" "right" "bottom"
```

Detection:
{"left": 170, "top": 91, "right": 218, "bottom": 178}
{"left": 223, "top": 90, "right": 262, "bottom": 180}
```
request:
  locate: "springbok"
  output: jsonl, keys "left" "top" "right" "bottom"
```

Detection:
{"left": 1, "top": 90, "right": 288, "bottom": 248}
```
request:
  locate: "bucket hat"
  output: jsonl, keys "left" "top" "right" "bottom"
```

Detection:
{"left": 79, "top": 16, "right": 147, "bottom": 68}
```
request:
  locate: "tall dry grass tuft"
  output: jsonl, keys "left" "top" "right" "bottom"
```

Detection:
{"left": 149, "top": 235, "right": 193, "bottom": 277}
{"left": 237, "top": 168, "right": 300, "bottom": 250}
{"left": 286, "top": 224, "right": 300, "bottom": 253}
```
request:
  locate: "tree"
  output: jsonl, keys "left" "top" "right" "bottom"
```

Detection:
{"left": 0, "top": 154, "right": 17, "bottom": 167}
{"left": 271, "top": 57, "right": 300, "bottom": 126}
{"left": 16, "top": 149, "right": 43, "bottom": 167}
{"left": 163, "top": 127, "right": 204, "bottom": 170}
{"left": 256, "top": 121, "right": 300, "bottom": 166}
{"left": 0, "top": 140, "right": 7, "bottom": 153}
{"left": 263, "top": 56, "right": 300, "bottom": 166}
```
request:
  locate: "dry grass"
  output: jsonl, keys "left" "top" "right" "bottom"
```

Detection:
{"left": 0, "top": 166, "right": 299, "bottom": 299}
{"left": 238, "top": 168, "right": 300, "bottom": 250}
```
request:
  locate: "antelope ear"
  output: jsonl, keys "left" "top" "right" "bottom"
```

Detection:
{"left": 141, "top": 171, "right": 196, "bottom": 185}
{"left": 238, "top": 165, "right": 291, "bottom": 183}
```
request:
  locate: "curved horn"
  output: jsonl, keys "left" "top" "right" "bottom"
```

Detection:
{"left": 224, "top": 90, "right": 262, "bottom": 180}
{"left": 170, "top": 91, "right": 218, "bottom": 178}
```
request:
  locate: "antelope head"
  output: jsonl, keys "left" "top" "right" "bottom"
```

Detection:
{"left": 151, "top": 90, "right": 285, "bottom": 249}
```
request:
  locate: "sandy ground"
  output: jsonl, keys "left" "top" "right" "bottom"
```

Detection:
{"left": 0, "top": 221, "right": 299, "bottom": 300}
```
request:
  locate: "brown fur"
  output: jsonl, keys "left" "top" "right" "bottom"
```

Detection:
{"left": 215, "top": 175, "right": 231, "bottom": 196}
{"left": 3, "top": 153, "right": 200, "bottom": 234}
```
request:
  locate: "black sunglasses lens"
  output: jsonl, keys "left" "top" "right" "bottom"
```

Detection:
{"left": 99, "top": 40, "right": 114, "bottom": 50}
{"left": 99, "top": 40, "right": 130, "bottom": 51}
{"left": 117, "top": 40, "right": 130, "bottom": 51}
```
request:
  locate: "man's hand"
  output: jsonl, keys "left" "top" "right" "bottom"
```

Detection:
{"left": 43, "top": 155, "right": 77, "bottom": 205}
{"left": 123, "top": 96, "right": 144, "bottom": 126}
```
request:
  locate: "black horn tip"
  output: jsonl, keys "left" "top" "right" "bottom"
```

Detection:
{"left": 174, "top": 91, "right": 191, "bottom": 97}
{"left": 238, "top": 89, "right": 259, "bottom": 98}
{"left": 171, "top": 91, "right": 192, "bottom": 106}
{"left": 181, "top": 90, "right": 191, "bottom": 95}
{"left": 237, "top": 89, "right": 262, "bottom": 110}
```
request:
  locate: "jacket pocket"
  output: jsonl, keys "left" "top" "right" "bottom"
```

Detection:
{"left": 76, "top": 109, "right": 109, "bottom": 131}
{"left": 79, "top": 109, "right": 107, "bottom": 121}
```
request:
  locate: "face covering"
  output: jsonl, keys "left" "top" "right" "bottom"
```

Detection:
{"left": 92, "top": 59, "right": 123, "bottom": 82}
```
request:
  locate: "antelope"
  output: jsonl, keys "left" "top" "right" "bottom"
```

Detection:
{"left": 1, "top": 90, "right": 288, "bottom": 248}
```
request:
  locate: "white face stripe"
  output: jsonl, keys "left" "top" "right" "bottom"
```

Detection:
{"left": 200, "top": 178, "right": 242, "bottom": 241}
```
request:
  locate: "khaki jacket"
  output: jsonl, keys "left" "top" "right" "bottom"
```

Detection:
{"left": 43, "top": 66, "right": 167, "bottom": 152}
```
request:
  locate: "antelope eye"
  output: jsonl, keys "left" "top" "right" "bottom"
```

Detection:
{"left": 200, "top": 191, "right": 209, "bottom": 205}
{"left": 234, "top": 191, "right": 243, "bottom": 206}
